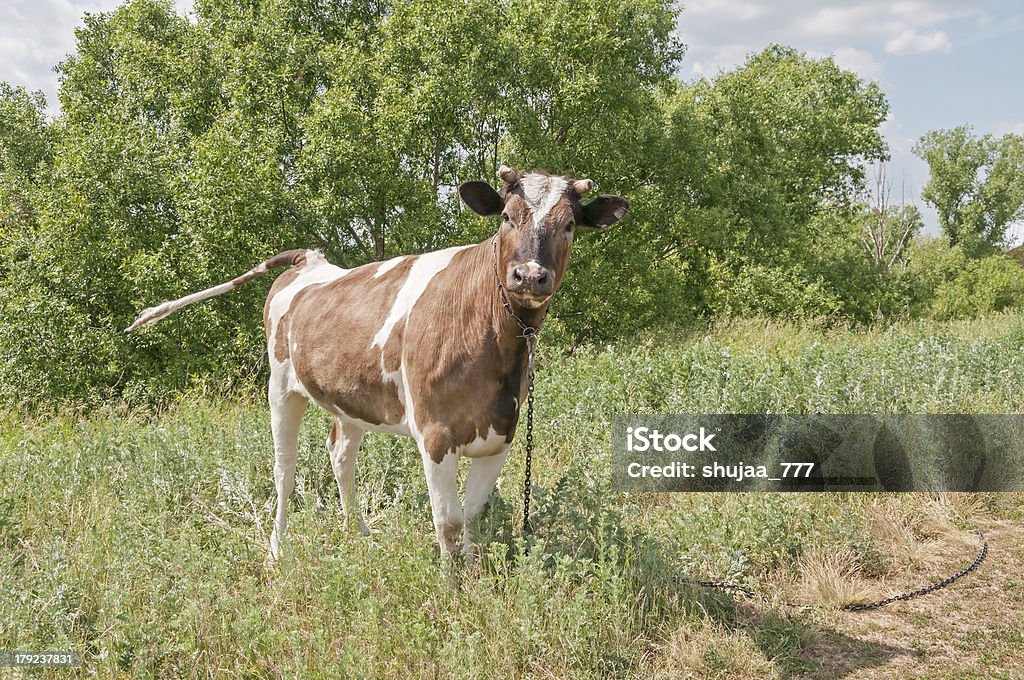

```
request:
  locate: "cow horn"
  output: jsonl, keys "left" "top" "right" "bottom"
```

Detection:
{"left": 497, "top": 165, "right": 518, "bottom": 183}
{"left": 573, "top": 178, "right": 595, "bottom": 195}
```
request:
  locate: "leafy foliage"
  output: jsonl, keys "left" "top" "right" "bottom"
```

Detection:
{"left": 906, "top": 238, "right": 1024, "bottom": 319}
{"left": 0, "top": 1, "right": 1017, "bottom": 406}
{"left": 652, "top": 45, "right": 890, "bottom": 323}
{"left": 914, "top": 126, "right": 1024, "bottom": 256}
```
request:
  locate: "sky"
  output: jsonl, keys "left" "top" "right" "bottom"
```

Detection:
{"left": 2, "top": 0, "right": 1022, "bottom": 240}
{"left": 678, "top": 0, "right": 1024, "bottom": 242}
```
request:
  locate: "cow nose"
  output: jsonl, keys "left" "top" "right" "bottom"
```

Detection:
{"left": 511, "top": 262, "right": 553, "bottom": 295}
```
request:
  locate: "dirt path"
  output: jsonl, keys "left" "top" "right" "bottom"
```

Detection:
{"left": 805, "top": 519, "right": 1024, "bottom": 679}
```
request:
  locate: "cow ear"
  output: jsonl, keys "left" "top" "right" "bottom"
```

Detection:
{"left": 580, "top": 195, "right": 629, "bottom": 229}
{"left": 459, "top": 181, "right": 504, "bottom": 216}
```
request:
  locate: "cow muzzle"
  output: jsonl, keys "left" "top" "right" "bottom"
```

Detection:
{"left": 508, "top": 261, "right": 554, "bottom": 305}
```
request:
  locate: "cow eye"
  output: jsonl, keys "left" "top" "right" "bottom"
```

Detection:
{"left": 502, "top": 212, "right": 510, "bottom": 223}
{"left": 566, "top": 220, "right": 575, "bottom": 232}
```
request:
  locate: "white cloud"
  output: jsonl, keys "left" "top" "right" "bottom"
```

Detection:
{"left": 678, "top": 1, "right": 985, "bottom": 81}
{"left": 879, "top": 112, "right": 915, "bottom": 156}
{"left": 0, "top": 0, "right": 194, "bottom": 114}
{"left": 684, "top": 0, "right": 768, "bottom": 21}
{"left": 830, "top": 47, "right": 884, "bottom": 82}
{"left": 885, "top": 29, "right": 952, "bottom": 54}
{"left": 795, "top": 6, "right": 889, "bottom": 40}
{"left": 687, "top": 44, "right": 755, "bottom": 78}
{"left": 994, "top": 122, "right": 1024, "bottom": 136}
{"left": 960, "top": 12, "right": 1024, "bottom": 45}
{"left": 0, "top": 1, "right": 121, "bottom": 109}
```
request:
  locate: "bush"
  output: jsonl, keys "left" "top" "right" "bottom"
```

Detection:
{"left": 906, "top": 238, "right": 1024, "bottom": 319}
{"left": 703, "top": 258, "right": 845, "bottom": 320}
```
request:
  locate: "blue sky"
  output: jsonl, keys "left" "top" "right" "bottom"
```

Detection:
{"left": 2, "top": 0, "right": 1022, "bottom": 240}
{"left": 676, "top": 0, "right": 1024, "bottom": 242}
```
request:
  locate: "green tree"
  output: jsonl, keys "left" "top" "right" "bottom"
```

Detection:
{"left": 0, "top": 84, "right": 51, "bottom": 264}
{"left": 914, "top": 126, "right": 1024, "bottom": 256}
{"left": 658, "top": 45, "right": 890, "bottom": 320}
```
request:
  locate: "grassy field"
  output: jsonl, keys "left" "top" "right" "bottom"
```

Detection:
{"left": 2, "top": 314, "right": 1024, "bottom": 678}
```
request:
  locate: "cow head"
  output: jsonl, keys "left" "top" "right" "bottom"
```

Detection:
{"left": 458, "top": 166, "right": 629, "bottom": 309}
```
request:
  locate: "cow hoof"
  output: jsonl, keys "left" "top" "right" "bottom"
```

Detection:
{"left": 342, "top": 513, "right": 371, "bottom": 535}
{"left": 462, "top": 541, "right": 482, "bottom": 563}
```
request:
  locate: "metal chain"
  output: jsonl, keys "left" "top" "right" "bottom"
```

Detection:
{"left": 522, "top": 338, "right": 537, "bottom": 555}
{"left": 841, "top": 529, "right": 987, "bottom": 611}
{"left": 490, "top": 233, "right": 544, "bottom": 556}
{"left": 685, "top": 529, "right": 988, "bottom": 612}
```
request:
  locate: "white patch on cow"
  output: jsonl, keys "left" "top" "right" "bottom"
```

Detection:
{"left": 520, "top": 172, "right": 569, "bottom": 226}
{"left": 267, "top": 252, "right": 348, "bottom": 398}
{"left": 419, "top": 448, "right": 462, "bottom": 555}
{"left": 379, "top": 353, "right": 403, "bottom": 384}
{"left": 371, "top": 245, "right": 471, "bottom": 349}
{"left": 400, "top": 361, "right": 420, "bottom": 441}
{"left": 463, "top": 449, "right": 509, "bottom": 550}
{"left": 518, "top": 295, "right": 551, "bottom": 309}
{"left": 373, "top": 255, "right": 407, "bottom": 279}
{"left": 267, "top": 254, "right": 346, "bottom": 360}
{"left": 459, "top": 426, "right": 509, "bottom": 459}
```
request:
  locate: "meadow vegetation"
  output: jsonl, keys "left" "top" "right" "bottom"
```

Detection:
{"left": 2, "top": 1, "right": 1023, "bottom": 676}
{"left": 3, "top": 315, "right": 1022, "bottom": 677}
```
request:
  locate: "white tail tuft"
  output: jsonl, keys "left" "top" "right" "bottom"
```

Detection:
{"left": 126, "top": 281, "right": 236, "bottom": 331}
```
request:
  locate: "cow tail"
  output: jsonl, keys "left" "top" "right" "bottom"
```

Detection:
{"left": 126, "top": 249, "right": 311, "bottom": 332}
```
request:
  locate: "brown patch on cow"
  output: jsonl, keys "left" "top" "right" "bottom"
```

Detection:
{"left": 274, "top": 310, "right": 291, "bottom": 363}
{"left": 402, "top": 245, "right": 542, "bottom": 463}
{"left": 327, "top": 419, "right": 339, "bottom": 448}
{"left": 288, "top": 256, "right": 416, "bottom": 428}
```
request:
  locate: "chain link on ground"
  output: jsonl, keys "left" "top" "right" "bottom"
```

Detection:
{"left": 683, "top": 529, "right": 988, "bottom": 612}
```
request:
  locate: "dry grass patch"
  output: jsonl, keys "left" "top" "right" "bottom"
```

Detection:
{"left": 791, "top": 546, "right": 883, "bottom": 608}
{"left": 864, "top": 500, "right": 946, "bottom": 572}
{"left": 644, "top": 621, "right": 779, "bottom": 679}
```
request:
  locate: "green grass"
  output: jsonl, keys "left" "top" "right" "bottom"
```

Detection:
{"left": 2, "top": 313, "right": 1024, "bottom": 677}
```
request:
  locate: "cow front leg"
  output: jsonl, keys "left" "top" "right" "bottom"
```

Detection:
{"left": 418, "top": 441, "right": 463, "bottom": 558}
{"left": 462, "top": 450, "right": 509, "bottom": 554}
{"left": 326, "top": 418, "right": 369, "bottom": 535}
{"left": 267, "top": 388, "right": 308, "bottom": 561}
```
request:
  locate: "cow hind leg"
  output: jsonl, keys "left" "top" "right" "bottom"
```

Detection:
{"left": 327, "top": 418, "right": 369, "bottom": 535}
{"left": 267, "top": 389, "right": 308, "bottom": 561}
{"left": 462, "top": 450, "right": 509, "bottom": 554}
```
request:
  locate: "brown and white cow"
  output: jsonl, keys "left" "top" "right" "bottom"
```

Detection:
{"left": 128, "top": 166, "right": 628, "bottom": 558}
